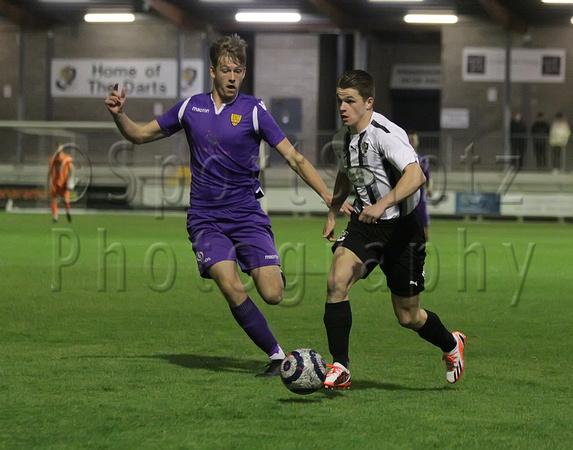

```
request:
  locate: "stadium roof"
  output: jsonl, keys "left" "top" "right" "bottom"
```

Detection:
{"left": 1, "top": 0, "right": 572, "bottom": 38}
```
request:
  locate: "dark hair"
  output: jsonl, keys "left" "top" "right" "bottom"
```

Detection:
{"left": 337, "top": 70, "right": 375, "bottom": 101}
{"left": 210, "top": 34, "right": 247, "bottom": 68}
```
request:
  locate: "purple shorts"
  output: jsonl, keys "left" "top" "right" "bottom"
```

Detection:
{"left": 186, "top": 204, "right": 280, "bottom": 278}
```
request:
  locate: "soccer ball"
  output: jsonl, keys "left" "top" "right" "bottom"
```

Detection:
{"left": 280, "top": 348, "right": 327, "bottom": 395}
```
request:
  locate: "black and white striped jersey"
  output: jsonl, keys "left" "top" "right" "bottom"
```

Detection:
{"left": 332, "top": 111, "right": 420, "bottom": 220}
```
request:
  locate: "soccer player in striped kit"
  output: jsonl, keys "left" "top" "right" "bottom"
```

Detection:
{"left": 105, "top": 34, "right": 340, "bottom": 377}
{"left": 322, "top": 70, "right": 465, "bottom": 389}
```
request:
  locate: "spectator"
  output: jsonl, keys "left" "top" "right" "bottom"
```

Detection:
{"left": 549, "top": 112, "right": 571, "bottom": 173}
{"left": 530, "top": 112, "right": 550, "bottom": 170}
{"left": 510, "top": 111, "right": 527, "bottom": 169}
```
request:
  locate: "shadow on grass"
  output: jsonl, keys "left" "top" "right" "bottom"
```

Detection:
{"left": 278, "top": 387, "right": 346, "bottom": 402}
{"left": 351, "top": 379, "right": 450, "bottom": 391}
{"left": 66, "top": 353, "right": 266, "bottom": 374}
{"left": 66, "top": 354, "right": 453, "bottom": 392}
{"left": 278, "top": 396, "right": 327, "bottom": 403}
{"left": 151, "top": 353, "right": 263, "bottom": 373}
{"left": 277, "top": 380, "right": 449, "bottom": 403}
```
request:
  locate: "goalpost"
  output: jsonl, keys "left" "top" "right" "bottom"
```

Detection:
{"left": 0, "top": 120, "right": 190, "bottom": 213}
{"left": 0, "top": 121, "right": 119, "bottom": 209}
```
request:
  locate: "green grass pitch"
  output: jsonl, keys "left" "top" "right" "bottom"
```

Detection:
{"left": 1, "top": 211, "right": 572, "bottom": 448}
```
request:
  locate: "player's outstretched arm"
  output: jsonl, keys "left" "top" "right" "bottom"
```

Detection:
{"left": 105, "top": 83, "right": 166, "bottom": 145}
{"left": 275, "top": 137, "right": 332, "bottom": 203}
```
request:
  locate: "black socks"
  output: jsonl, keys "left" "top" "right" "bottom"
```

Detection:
{"left": 416, "top": 309, "right": 456, "bottom": 353}
{"left": 324, "top": 301, "right": 352, "bottom": 368}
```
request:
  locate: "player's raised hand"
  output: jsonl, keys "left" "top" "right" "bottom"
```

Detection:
{"left": 105, "top": 83, "right": 126, "bottom": 116}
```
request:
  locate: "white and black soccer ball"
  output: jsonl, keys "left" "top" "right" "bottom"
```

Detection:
{"left": 280, "top": 348, "right": 327, "bottom": 395}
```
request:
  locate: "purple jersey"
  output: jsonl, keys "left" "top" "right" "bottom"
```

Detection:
{"left": 157, "top": 93, "right": 286, "bottom": 209}
{"left": 418, "top": 155, "right": 431, "bottom": 202}
{"left": 415, "top": 155, "right": 431, "bottom": 228}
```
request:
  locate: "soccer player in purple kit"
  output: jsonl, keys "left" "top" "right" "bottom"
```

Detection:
{"left": 408, "top": 131, "right": 433, "bottom": 241}
{"left": 105, "top": 34, "right": 339, "bottom": 377}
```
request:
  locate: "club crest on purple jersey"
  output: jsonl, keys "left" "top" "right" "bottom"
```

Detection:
{"left": 231, "top": 114, "right": 242, "bottom": 126}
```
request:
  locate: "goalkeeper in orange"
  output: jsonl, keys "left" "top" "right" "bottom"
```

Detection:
{"left": 47, "top": 143, "right": 75, "bottom": 222}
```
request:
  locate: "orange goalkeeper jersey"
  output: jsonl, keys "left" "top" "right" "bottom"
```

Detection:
{"left": 49, "top": 152, "right": 73, "bottom": 189}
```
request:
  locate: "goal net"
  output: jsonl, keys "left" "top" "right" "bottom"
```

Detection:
{"left": 0, "top": 120, "right": 190, "bottom": 213}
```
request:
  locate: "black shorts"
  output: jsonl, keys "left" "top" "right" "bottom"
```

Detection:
{"left": 332, "top": 212, "right": 426, "bottom": 297}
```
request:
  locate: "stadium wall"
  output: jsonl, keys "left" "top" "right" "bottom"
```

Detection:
{"left": 254, "top": 34, "right": 320, "bottom": 166}
{"left": 442, "top": 21, "right": 573, "bottom": 171}
{"left": 2, "top": 16, "right": 573, "bottom": 217}
{"left": 3, "top": 162, "right": 573, "bottom": 221}
{"left": 3, "top": 16, "right": 573, "bottom": 167}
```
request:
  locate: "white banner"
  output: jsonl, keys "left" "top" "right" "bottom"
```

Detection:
{"left": 51, "top": 58, "right": 204, "bottom": 98}
{"left": 441, "top": 108, "right": 470, "bottom": 129}
{"left": 391, "top": 65, "right": 442, "bottom": 90}
{"left": 462, "top": 47, "right": 565, "bottom": 83}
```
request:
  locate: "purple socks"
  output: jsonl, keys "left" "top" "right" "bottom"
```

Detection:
{"left": 230, "top": 297, "right": 282, "bottom": 358}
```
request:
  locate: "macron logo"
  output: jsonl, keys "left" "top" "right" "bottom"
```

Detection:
{"left": 192, "top": 106, "right": 210, "bottom": 113}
